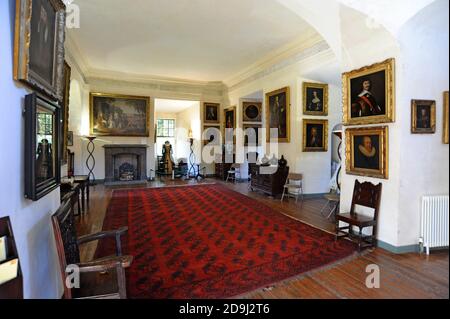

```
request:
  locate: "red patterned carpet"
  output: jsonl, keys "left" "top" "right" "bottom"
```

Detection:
{"left": 96, "top": 184, "right": 356, "bottom": 299}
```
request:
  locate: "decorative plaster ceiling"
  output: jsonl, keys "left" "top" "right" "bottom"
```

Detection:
{"left": 68, "top": 0, "right": 312, "bottom": 82}
{"left": 155, "top": 99, "right": 199, "bottom": 114}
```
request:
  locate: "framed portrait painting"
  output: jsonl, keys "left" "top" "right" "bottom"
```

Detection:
{"left": 14, "top": 0, "right": 66, "bottom": 102}
{"left": 411, "top": 100, "right": 436, "bottom": 134}
{"left": 303, "top": 82, "right": 328, "bottom": 116}
{"left": 443, "top": 92, "right": 449, "bottom": 144}
{"left": 243, "top": 102, "right": 262, "bottom": 123}
{"left": 345, "top": 126, "right": 389, "bottom": 179}
{"left": 266, "top": 87, "right": 290, "bottom": 143}
{"left": 90, "top": 93, "right": 150, "bottom": 137}
{"left": 203, "top": 125, "right": 221, "bottom": 146}
{"left": 243, "top": 124, "right": 262, "bottom": 147}
{"left": 60, "top": 62, "right": 71, "bottom": 164}
{"left": 303, "top": 120, "right": 328, "bottom": 152}
{"left": 343, "top": 58, "right": 395, "bottom": 125}
{"left": 204, "top": 103, "right": 220, "bottom": 124}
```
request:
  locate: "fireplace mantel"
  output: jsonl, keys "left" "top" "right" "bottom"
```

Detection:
{"left": 104, "top": 145, "right": 148, "bottom": 185}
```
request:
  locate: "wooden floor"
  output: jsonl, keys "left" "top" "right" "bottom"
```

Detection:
{"left": 76, "top": 178, "right": 449, "bottom": 299}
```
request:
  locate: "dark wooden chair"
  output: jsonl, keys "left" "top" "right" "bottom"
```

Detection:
{"left": 335, "top": 180, "right": 382, "bottom": 252}
{"left": 52, "top": 197, "right": 133, "bottom": 299}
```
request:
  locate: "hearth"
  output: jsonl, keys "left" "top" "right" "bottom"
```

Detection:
{"left": 104, "top": 145, "right": 148, "bottom": 185}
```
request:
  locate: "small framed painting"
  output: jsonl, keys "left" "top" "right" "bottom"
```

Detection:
{"left": 343, "top": 58, "right": 395, "bottom": 125}
{"left": 266, "top": 87, "right": 290, "bottom": 143}
{"left": 345, "top": 126, "right": 389, "bottom": 179}
{"left": 203, "top": 125, "right": 221, "bottom": 146}
{"left": 243, "top": 102, "right": 262, "bottom": 122}
{"left": 14, "top": 0, "right": 67, "bottom": 102}
{"left": 443, "top": 92, "right": 449, "bottom": 144}
{"left": 90, "top": 93, "right": 150, "bottom": 137}
{"left": 204, "top": 103, "right": 220, "bottom": 124}
{"left": 243, "top": 124, "right": 262, "bottom": 147}
{"left": 303, "top": 120, "right": 328, "bottom": 152}
{"left": 303, "top": 82, "right": 328, "bottom": 116}
{"left": 411, "top": 100, "right": 436, "bottom": 134}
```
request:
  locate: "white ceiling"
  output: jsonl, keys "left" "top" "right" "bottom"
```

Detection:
{"left": 155, "top": 99, "right": 199, "bottom": 114}
{"left": 69, "top": 0, "right": 312, "bottom": 81}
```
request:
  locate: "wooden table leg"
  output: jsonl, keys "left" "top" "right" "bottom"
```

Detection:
{"left": 80, "top": 184, "right": 86, "bottom": 213}
{"left": 86, "top": 181, "right": 90, "bottom": 208}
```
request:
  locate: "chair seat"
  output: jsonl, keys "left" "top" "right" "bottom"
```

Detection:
{"left": 72, "top": 268, "right": 120, "bottom": 299}
{"left": 324, "top": 194, "right": 340, "bottom": 202}
{"left": 336, "top": 213, "right": 377, "bottom": 227}
{"left": 284, "top": 183, "right": 302, "bottom": 189}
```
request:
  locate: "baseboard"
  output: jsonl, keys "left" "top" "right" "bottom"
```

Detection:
{"left": 377, "top": 240, "right": 420, "bottom": 254}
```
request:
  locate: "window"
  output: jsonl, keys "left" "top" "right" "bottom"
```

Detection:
{"left": 157, "top": 119, "right": 175, "bottom": 137}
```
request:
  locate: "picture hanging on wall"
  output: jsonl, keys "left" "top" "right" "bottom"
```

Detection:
{"left": 303, "top": 119, "right": 328, "bottom": 152}
{"left": 61, "top": 62, "right": 71, "bottom": 164}
{"left": 266, "top": 87, "right": 290, "bottom": 143}
{"left": 411, "top": 99, "right": 436, "bottom": 134}
{"left": 203, "top": 125, "right": 221, "bottom": 146}
{"left": 204, "top": 102, "right": 220, "bottom": 124}
{"left": 90, "top": 93, "right": 150, "bottom": 137}
{"left": 224, "top": 106, "right": 236, "bottom": 144}
{"left": 345, "top": 126, "right": 389, "bottom": 179}
{"left": 303, "top": 82, "right": 328, "bottom": 116}
{"left": 242, "top": 102, "right": 262, "bottom": 122}
{"left": 243, "top": 124, "right": 262, "bottom": 147}
{"left": 343, "top": 58, "right": 395, "bottom": 125}
{"left": 443, "top": 91, "right": 449, "bottom": 144}
{"left": 14, "top": 0, "right": 67, "bottom": 102}
{"left": 24, "top": 93, "right": 61, "bottom": 201}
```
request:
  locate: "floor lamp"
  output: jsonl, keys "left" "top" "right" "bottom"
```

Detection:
{"left": 84, "top": 136, "right": 97, "bottom": 185}
{"left": 188, "top": 129, "right": 196, "bottom": 178}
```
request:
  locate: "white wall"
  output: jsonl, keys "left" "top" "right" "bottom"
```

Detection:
{"left": 228, "top": 57, "right": 342, "bottom": 194}
{"left": 0, "top": 0, "right": 62, "bottom": 299}
{"left": 396, "top": 0, "right": 449, "bottom": 247}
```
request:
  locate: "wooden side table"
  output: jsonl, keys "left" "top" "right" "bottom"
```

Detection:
{"left": 60, "top": 183, "right": 82, "bottom": 216}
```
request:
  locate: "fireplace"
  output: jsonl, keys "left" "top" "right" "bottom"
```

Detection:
{"left": 104, "top": 145, "right": 148, "bottom": 185}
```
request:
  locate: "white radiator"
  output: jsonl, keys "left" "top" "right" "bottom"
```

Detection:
{"left": 419, "top": 195, "right": 449, "bottom": 255}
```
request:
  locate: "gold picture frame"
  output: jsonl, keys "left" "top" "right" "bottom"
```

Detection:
{"left": 243, "top": 102, "right": 262, "bottom": 123}
{"left": 303, "top": 119, "right": 328, "bottom": 152}
{"left": 224, "top": 106, "right": 237, "bottom": 144}
{"left": 90, "top": 93, "right": 151, "bottom": 137}
{"left": 343, "top": 58, "right": 395, "bottom": 125}
{"left": 303, "top": 82, "right": 328, "bottom": 116}
{"left": 411, "top": 100, "right": 436, "bottom": 134}
{"left": 444, "top": 91, "right": 449, "bottom": 144}
{"left": 345, "top": 126, "right": 389, "bottom": 179}
{"left": 266, "top": 87, "right": 291, "bottom": 143}
{"left": 61, "top": 62, "right": 71, "bottom": 164}
{"left": 14, "top": 0, "right": 67, "bottom": 102}
{"left": 204, "top": 102, "right": 221, "bottom": 124}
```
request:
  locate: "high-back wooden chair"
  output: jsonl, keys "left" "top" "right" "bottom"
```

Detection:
{"left": 335, "top": 180, "right": 382, "bottom": 251}
{"left": 52, "top": 197, "right": 133, "bottom": 299}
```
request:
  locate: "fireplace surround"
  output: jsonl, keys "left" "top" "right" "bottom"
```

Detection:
{"left": 104, "top": 145, "right": 148, "bottom": 185}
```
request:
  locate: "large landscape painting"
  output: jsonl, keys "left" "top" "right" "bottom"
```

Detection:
{"left": 90, "top": 93, "right": 150, "bottom": 137}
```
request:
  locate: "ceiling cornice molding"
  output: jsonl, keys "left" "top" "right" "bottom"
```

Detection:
{"left": 224, "top": 31, "right": 331, "bottom": 92}
{"left": 65, "top": 32, "right": 91, "bottom": 83}
{"left": 87, "top": 76, "right": 226, "bottom": 100}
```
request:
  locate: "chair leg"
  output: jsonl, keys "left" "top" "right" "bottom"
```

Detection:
{"left": 281, "top": 188, "right": 286, "bottom": 202}
{"left": 335, "top": 219, "right": 340, "bottom": 241}
{"left": 358, "top": 227, "right": 363, "bottom": 252}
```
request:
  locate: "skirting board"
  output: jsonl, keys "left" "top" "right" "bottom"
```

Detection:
{"left": 377, "top": 240, "right": 420, "bottom": 254}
